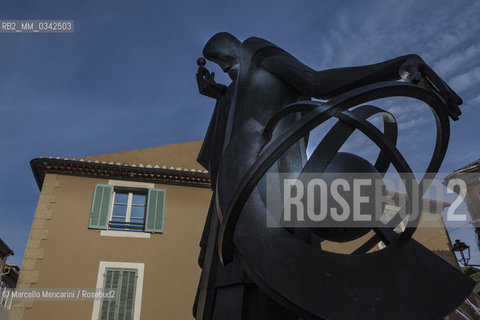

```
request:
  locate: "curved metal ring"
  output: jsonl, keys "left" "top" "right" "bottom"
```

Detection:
{"left": 216, "top": 81, "right": 449, "bottom": 264}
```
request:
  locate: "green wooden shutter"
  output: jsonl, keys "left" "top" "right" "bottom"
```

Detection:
{"left": 117, "top": 269, "right": 137, "bottom": 320}
{"left": 145, "top": 188, "right": 166, "bottom": 233}
{"left": 99, "top": 268, "right": 137, "bottom": 320}
{"left": 99, "top": 269, "right": 120, "bottom": 320}
{"left": 89, "top": 184, "right": 113, "bottom": 229}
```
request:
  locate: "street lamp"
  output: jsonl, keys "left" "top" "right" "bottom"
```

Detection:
{"left": 452, "top": 239, "right": 480, "bottom": 267}
{"left": 452, "top": 240, "right": 471, "bottom": 266}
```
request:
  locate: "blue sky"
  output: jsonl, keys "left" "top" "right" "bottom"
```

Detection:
{"left": 0, "top": 0, "right": 479, "bottom": 266}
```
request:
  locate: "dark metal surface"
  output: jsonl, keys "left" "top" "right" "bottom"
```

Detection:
{"left": 217, "top": 82, "right": 447, "bottom": 262}
{"left": 194, "top": 32, "right": 473, "bottom": 320}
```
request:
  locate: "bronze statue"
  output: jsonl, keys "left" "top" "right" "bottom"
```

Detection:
{"left": 194, "top": 32, "right": 472, "bottom": 320}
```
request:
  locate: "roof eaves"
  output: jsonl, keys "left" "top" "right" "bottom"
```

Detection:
{"left": 0, "top": 238, "right": 14, "bottom": 257}
{"left": 30, "top": 156, "right": 211, "bottom": 191}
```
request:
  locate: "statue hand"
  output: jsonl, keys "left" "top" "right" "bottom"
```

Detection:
{"left": 196, "top": 67, "right": 226, "bottom": 99}
{"left": 398, "top": 55, "right": 424, "bottom": 84}
{"left": 399, "top": 55, "right": 462, "bottom": 120}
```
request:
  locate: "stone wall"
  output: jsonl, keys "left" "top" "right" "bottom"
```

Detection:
{"left": 8, "top": 174, "right": 59, "bottom": 320}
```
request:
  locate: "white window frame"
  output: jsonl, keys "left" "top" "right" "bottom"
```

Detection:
{"left": 91, "top": 261, "right": 144, "bottom": 320}
{"left": 100, "top": 180, "right": 154, "bottom": 239}
{"left": 108, "top": 191, "right": 145, "bottom": 229}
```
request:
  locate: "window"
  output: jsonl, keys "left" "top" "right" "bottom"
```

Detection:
{"left": 92, "top": 262, "right": 144, "bottom": 320}
{"left": 110, "top": 192, "right": 147, "bottom": 232}
{"left": 89, "top": 183, "right": 165, "bottom": 234}
{"left": 99, "top": 268, "right": 137, "bottom": 320}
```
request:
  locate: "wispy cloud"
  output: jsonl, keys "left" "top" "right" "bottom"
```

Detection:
{"left": 449, "top": 67, "right": 480, "bottom": 92}
{"left": 434, "top": 43, "right": 480, "bottom": 77}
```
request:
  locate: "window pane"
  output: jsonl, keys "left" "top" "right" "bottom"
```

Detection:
{"left": 109, "top": 191, "right": 147, "bottom": 232}
{"left": 112, "top": 204, "right": 127, "bottom": 218}
{"left": 114, "top": 193, "right": 128, "bottom": 204}
{"left": 111, "top": 204, "right": 126, "bottom": 230}
{"left": 130, "top": 206, "right": 145, "bottom": 219}
{"left": 132, "top": 194, "right": 146, "bottom": 206}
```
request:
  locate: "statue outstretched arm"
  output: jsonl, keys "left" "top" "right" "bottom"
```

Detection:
{"left": 196, "top": 66, "right": 227, "bottom": 99}
{"left": 261, "top": 54, "right": 462, "bottom": 120}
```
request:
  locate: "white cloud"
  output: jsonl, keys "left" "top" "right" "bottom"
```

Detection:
{"left": 398, "top": 117, "right": 428, "bottom": 130}
{"left": 449, "top": 66, "right": 480, "bottom": 92}
{"left": 472, "top": 94, "right": 480, "bottom": 104}
{"left": 434, "top": 43, "right": 480, "bottom": 77}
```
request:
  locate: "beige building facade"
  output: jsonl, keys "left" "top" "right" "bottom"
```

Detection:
{"left": 10, "top": 140, "right": 465, "bottom": 319}
{"left": 10, "top": 140, "right": 212, "bottom": 320}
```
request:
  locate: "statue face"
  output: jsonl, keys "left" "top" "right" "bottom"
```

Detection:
{"left": 203, "top": 32, "right": 241, "bottom": 78}
{"left": 227, "top": 64, "right": 239, "bottom": 81}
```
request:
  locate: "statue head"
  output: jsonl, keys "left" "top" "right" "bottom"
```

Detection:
{"left": 203, "top": 32, "right": 241, "bottom": 79}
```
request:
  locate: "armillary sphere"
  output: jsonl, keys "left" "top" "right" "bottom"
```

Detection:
{"left": 214, "top": 81, "right": 475, "bottom": 320}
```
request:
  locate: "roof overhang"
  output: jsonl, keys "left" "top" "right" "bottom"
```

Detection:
{"left": 30, "top": 157, "right": 211, "bottom": 190}
{"left": 0, "top": 238, "right": 14, "bottom": 258}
